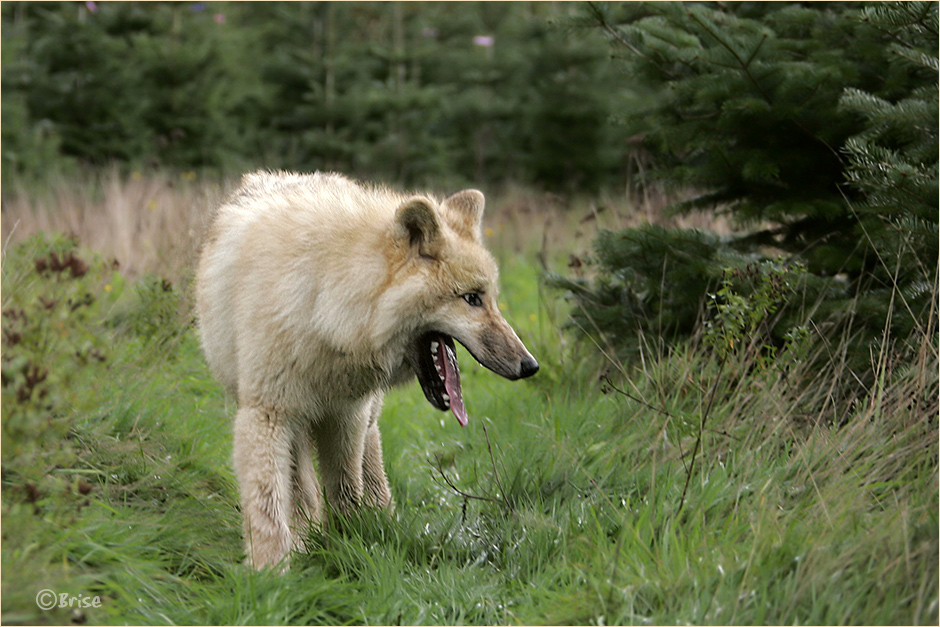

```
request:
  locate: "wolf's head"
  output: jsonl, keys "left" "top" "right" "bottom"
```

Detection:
{"left": 390, "top": 189, "right": 538, "bottom": 426}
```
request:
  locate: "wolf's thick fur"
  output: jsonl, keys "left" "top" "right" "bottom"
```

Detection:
{"left": 196, "top": 171, "right": 537, "bottom": 569}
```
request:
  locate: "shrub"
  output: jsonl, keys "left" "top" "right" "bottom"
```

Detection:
{"left": 1, "top": 234, "right": 122, "bottom": 486}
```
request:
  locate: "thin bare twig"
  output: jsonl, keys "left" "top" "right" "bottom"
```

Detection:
{"left": 602, "top": 374, "right": 673, "bottom": 417}
{"left": 430, "top": 422, "right": 510, "bottom": 509}
{"left": 678, "top": 356, "right": 727, "bottom": 514}
{"left": 602, "top": 374, "right": 742, "bottom": 442}
{"left": 432, "top": 458, "right": 502, "bottom": 505}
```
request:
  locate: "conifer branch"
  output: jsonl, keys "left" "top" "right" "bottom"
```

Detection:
{"left": 685, "top": 9, "right": 773, "bottom": 105}
{"left": 586, "top": 2, "right": 642, "bottom": 57}
{"left": 586, "top": 1, "right": 679, "bottom": 79}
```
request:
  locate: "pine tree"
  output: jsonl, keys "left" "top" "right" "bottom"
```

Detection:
{"left": 838, "top": 2, "right": 939, "bottom": 348}
{"left": 552, "top": 2, "right": 938, "bottom": 377}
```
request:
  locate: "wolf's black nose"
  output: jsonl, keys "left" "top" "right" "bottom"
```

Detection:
{"left": 519, "top": 357, "right": 539, "bottom": 379}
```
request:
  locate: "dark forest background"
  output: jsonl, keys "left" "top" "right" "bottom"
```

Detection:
{"left": 2, "top": 1, "right": 634, "bottom": 191}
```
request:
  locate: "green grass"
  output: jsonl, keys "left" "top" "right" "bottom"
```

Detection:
{"left": 2, "top": 233, "right": 937, "bottom": 625}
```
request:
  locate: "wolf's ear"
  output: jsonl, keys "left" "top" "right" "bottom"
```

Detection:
{"left": 396, "top": 197, "right": 442, "bottom": 259}
{"left": 442, "top": 190, "right": 485, "bottom": 239}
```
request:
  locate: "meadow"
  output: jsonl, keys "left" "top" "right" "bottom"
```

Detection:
{"left": 1, "top": 172, "right": 937, "bottom": 625}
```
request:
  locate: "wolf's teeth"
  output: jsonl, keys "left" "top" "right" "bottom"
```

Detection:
{"left": 430, "top": 340, "right": 439, "bottom": 353}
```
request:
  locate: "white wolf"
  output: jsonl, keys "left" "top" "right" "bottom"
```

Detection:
{"left": 196, "top": 171, "right": 538, "bottom": 568}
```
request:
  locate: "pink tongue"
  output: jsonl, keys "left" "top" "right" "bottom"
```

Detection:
{"left": 439, "top": 341, "right": 468, "bottom": 427}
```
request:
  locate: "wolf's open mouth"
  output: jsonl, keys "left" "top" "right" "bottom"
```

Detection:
{"left": 413, "top": 332, "right": 468, "bottom": 426}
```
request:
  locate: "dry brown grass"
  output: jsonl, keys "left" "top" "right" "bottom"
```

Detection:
{"left": 2, "top": 170, "right": 232, "bottom": 284}
{"left": 1, "top": 170, "right": 731, "bottom": 283}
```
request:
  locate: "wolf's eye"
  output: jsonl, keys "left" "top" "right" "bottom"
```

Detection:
{"left": 462, "top": 292, "right": 483, "bottom": 307}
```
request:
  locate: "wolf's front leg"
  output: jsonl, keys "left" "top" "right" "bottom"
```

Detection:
{"left": 233, "top": 405, "right": 296, "bottom": 570}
